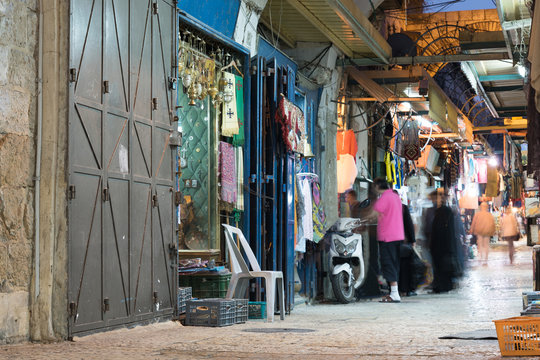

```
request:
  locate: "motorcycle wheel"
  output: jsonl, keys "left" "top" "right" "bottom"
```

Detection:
{"left": 331, "top": 271, "right": 355, "bottom": 303}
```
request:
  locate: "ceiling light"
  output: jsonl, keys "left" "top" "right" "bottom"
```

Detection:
{"left": 401, "top": 102, "right": 412, "bottom": 112}
{"left": 488, "top": 156, "right": 498, "bottom": 166}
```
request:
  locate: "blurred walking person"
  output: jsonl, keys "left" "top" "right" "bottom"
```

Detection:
{"left": 429, "top": 189, "right": 462, "bottom": 293}
{"left": 500, "top": 207, "right": 520, "bottom": 264}
{"left": 373, "top": 178, "right": 404, "bottom": 302}
{"left": 470, "top": 202, "right": 496, "bottom": 266}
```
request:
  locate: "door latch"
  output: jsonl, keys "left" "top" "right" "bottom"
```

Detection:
{"left": 152, "top": 194, "right": 158, "bottom": 207}
{"left": 103, "top": 80, "right": 110, "bottom": 94}
{"left": 152, "top": 98, "right": 158, "bottom": 110}
{"left": 69, "top": 301, "right": 77, "bottom": 317}
{"left": 102, "top": 188, "right": 110, "bottom": 202}
{"left": 69, "top": 68, "right": 77, "bottom": 83}
{"left": 103, "top": 297, "right": 110, "bottom": 312}
{"left": 68, "top": 185, "right": 76, "bottom": 200}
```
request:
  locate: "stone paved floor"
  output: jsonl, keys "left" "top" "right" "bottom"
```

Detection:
{"left": 0, "top": 241, "right": 537, "bottom": 359}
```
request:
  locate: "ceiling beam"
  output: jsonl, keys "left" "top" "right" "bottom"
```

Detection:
{"left": 483, "top": 84, "right": 524, "bottom": 92}
{"left": 478, "top": 74, "right": 523, "bottom": 81}
{"left": 419, "top": 133, "right": 460, "bottom": 138}
{"left": 326, "top": 0, "right": 391, "bottom": 63}
{"left": 348, "top": 97, "right": 427, "bottom": 102}
{"left": 285, "top": 0, "right": 354, "bottom": 58}
{"left": 473, "top": 124, "right": 528, "bottom": 132}
{"left": 502, "top": 18, "right": 532, "bottom": 31}
{"left": 350, "top": 52, "right": 510, "bottom": 66}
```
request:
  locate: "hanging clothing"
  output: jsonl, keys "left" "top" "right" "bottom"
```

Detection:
{"left": 275, "top": 97, "right": 305, "bottom": 153}
{"left": 476, "top": 158, "right": 488, "bottom": 184}
{"left": 312, "top": 180, "right": 326, "bottom": 243}
{"left": 234, "top": 146, "right": 244, "bottom": 211}
{"left": 221, "top": 72, "right": 239, "bottom": 137}
{"left": 232, "top": 75, "right": 245, "bottom": 146}
{"left": 336, "top": 130, "right": 358, "bottom": 160}
{"left": 219, "top": 141, "right": 237, "bottom": 204}
{"left": 337, "top": 154, "right": 357, "bottom": 193}
{"left": 296, "top": 178, "right": 313, "bottom": 253}
{"left": 528, "top": 87, "right": 540, "bottom": 179}
{"left": 384, "top": 151, "right": 397, "bottom": 186}
{"left": 485, "top": 167, "right": 499, "bottom": 197}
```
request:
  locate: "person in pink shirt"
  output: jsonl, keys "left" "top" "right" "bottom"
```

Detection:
{"left": 373, "top": 178, "right": 404, "bottom": 302}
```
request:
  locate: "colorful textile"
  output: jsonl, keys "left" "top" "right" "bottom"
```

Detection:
{"left": 384, "top": 151, "right": 397, "bottom": 186}
{"left": 234, "top": 146, "right": 244, "bottom": 211}
{"left": 312, "top": 180, "right": 326, "bottom": 243}
{"left": 221, "top": 72, "right": 239, "bottom": 137}
{"left": 476, "top": 158, "right": 488, "bottom": 183}
{"left": 275, "top": 97, "right": 305, "bottom": 153}
{"left": 373, "top": 189, "right": 404, "bottom": 242}
{"left": 337, "top": 154, "right": 357, "bottom": 193}
{"left": 219, "top": 141, "right": 237, "bottom": 203}
{"left": 232, "top": 75, "right": 245, "bottom": 146}
{"left": 336, "top": 130, "right": 358, "bottom": 160}
{"left": 485, "top": 167, "right": 499, "bottom": 197}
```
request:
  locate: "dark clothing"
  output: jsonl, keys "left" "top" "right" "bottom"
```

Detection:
{"left": 379, "top": 240, "right": 402, "bottom": 283}
{"left": 430, "top": 205, "right": 462, "bottom": 293}
{"left": 399, "top": 204, "right": 417, "bottom": 293}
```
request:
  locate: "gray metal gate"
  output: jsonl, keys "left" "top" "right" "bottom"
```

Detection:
{"left": 68, "top": 0, "right": 177, "bottom": 335}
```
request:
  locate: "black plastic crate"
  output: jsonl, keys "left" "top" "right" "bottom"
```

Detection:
{"left": 234, "top": 299, "right": 248, "bottom": 324}
{"left": 177, "top": 287, "right": 192, "bottom": 314}
{"left": 185, "top": 298, "right": 236, "bottom": 327}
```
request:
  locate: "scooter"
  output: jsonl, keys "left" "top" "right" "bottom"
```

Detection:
{"left": 327, "top": 217, "right": 367, "bottom": 303}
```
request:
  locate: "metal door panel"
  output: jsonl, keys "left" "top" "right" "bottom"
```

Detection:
{"left": 152, "top": 0, "right": 173, "bottom": 126}
{"left": 69, "top": 172, "right": 103, "bottom": 329}
{"left": 73, "top": 0, "right": 103, "bottom": 103}
{"left": 69, "top": 0, "right": 177, "bottom": 335}
{"left": 103, "top": 177, "right": 130, "bottom": 320}
{"left": 152, "top": 184, "right": 174, "bottom": 311}
{"left": 130, "top": 181, "right": 153, "bottom": 315}
{"left": 133, "top": 121, "right": 152, "bottom": 178}
{"left": 104, "top": 0, "right": 129, "bottom": 113}
{"left": 131, "top": 1, "right": 153, "bottom": 119}
{"left": 72, "top": 104, "right": 102, "bottom": 170}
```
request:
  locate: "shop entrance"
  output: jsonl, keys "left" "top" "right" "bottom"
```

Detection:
{"left": 67, "top": 0, "right": 177, "bottom": 336}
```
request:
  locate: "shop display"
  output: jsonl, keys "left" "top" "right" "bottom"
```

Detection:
{"left": 275, "top": 96, "right": 305, "bottom": 154}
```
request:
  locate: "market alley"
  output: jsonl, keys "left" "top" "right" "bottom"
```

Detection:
{"left": 0, "top": 242, "right": 534, "bottom": 360}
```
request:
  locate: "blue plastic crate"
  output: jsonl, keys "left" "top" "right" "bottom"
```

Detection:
{"left": 248, "top": 301, "right": 266, "bottom": 319}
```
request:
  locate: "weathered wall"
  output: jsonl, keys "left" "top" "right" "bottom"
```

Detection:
{"left": 28, "top": 0, "right": 69, "bottom": 341}
{"left": 0, "top": 0, "right": 38, "bottom": 344}
{"left": 233, "top": 0, "right": 268, "bottom": 55}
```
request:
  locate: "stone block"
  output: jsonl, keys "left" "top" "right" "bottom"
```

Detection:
{"left": 0, "top": 47, "right": 8, "bottom": 85}
{"left": 0, "top": 88, "right": 32, "bottom": 136}
{"left": 5, "top": 242, "right": 32, "bottom": 289}
{"left": 0, "top": 291, "right": 30, "bottom": 344}
{"left": 0, "top": 134, "right": 34, "bottom": 186}
{"left": 9, "top": 48, "right": 37, "bottom": 91}
{"left": 0, "top": 186, "right": 33, "bottom": 241}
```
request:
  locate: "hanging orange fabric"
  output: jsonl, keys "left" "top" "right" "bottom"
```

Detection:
{"left": 336, "top": 130, "right": 358, "bottom": 161}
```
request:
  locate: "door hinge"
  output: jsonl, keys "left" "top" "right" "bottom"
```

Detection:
{"left": 103, "top": 80, "right": 110, "bottom": 94}
{"left": 68, "top": 185, "right": 76, "bottom": 200}
{"left": 103, "top": 297, "right": 110, "bottom": 312}
{"left": 152, "top": 2, "right": 158, "bottom": 14}
{"left": 69, "top": 301, "right": 77, "bottom": 317}
{"left": 168, "top": 243, "right": 177, "bottom": 258}
{"left": 153, "top": 291, "right": 158, "bottom": 304}
{"left": 69, "top": 68, "right": 77, "bottom": 82}
{"left": 152, "top": 194, "right": 158, "bottom": 207}
{"left": 102, "top": 188, "right": 110, "bottom": 202}
{"left": 152, "top": 98, "right": 158, "bottom": 110}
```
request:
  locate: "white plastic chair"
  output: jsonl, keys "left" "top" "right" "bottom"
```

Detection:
{"left": 222, "top": 224, "right": 285, "bottom": 322}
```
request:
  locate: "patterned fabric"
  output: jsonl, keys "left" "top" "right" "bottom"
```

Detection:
{"left": 221, "top": 72, "right": 239, "bottom": 137}
{"left": 234, "top": 146, "right": 244, "bottom": 211}
{"left": 312, "top": 180, "right": 326, "bottom": 243}
{"left": 219, "top": 141, "right": 237, "bottom": 204}
{"left": 232, "top": 75, "right": 245, "bottom": 146}
{"left": 275, "top": 97, "right": 305, "bottom": 153}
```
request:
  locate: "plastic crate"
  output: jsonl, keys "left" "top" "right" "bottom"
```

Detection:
{"left": 234, "top": 299, "right": 248, "bottom": 324}
{"left": 248, "top": 301, "right": 267, "bottom": 319}
{"left": 177, "top": 287, "right": 192, "bottom": 314}
{"left": 493, "top": 317, "right": 540, "bottom": 356}
{"left": 185, "top": 298, "right": 236, "bottom": 327}
{"left": 179, "top": 273, "right": 231, "bottom": 299}
{"left": 523, "top": 292, "right": 540, "bottom": 310}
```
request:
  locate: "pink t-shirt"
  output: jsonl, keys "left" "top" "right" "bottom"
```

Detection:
{"left": 373, "top": 189, "right": 404, "bottom": 242}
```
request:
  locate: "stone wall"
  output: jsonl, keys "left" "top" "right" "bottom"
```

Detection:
{"left": 0, "top": 0, "right": 39, "bottom": 344}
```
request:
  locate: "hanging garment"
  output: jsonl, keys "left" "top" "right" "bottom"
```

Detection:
{"left": 485, "top": 167, "right": 499, "bottom": 197}
{"left": 219, "top": 141, "right": 237, "bottom": 204}
{"left": 275, "top": 97, "right": 305, "bottom": 153}
{"left": 402, "top": 119, "right": 421, "bottom": 160}
{"left": 312, "top": 180, "right": 326, "bottom": 243}
{"left": 296, "top": 178, "right": 313, "bottom": 252}
{"left": 294, "top": 178, "right": 300, "bottom": 252}
{"left": 476, "top": 158, "right": 488, "bottom": 184}
{"left": 232, "top": 75, "right": 245, "bottom": 146}
{"left": 221, "top": 72, "right": 239, "bottom": 137}
{"left": 234, "top": 146, "right": 244, "bottom": 211}
{"left": 336, "top": 130, "right": 358, "bottom": 160}
{"left": 527, "top": 88, "right": 540, "bottom": 179}
{"left": 337, "top": 154, "right": 358, "bottom": 193}
{"left": 384, "top": 151, "right": 397, "bottom": 186}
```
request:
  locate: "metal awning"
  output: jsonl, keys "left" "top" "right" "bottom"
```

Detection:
{"left": 260, "top": 0, "right": 392, "bottom": 62}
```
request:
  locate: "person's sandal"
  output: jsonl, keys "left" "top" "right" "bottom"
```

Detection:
{"left": 379, "top": 295, "right": 401, "bottom": 303}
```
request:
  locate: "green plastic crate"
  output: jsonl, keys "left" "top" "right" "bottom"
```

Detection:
{"left": 248, "top": 301, "right": 266, "bottom": 319}
{"left": 179, "top": 273, "right": 231, "bottom": 299}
